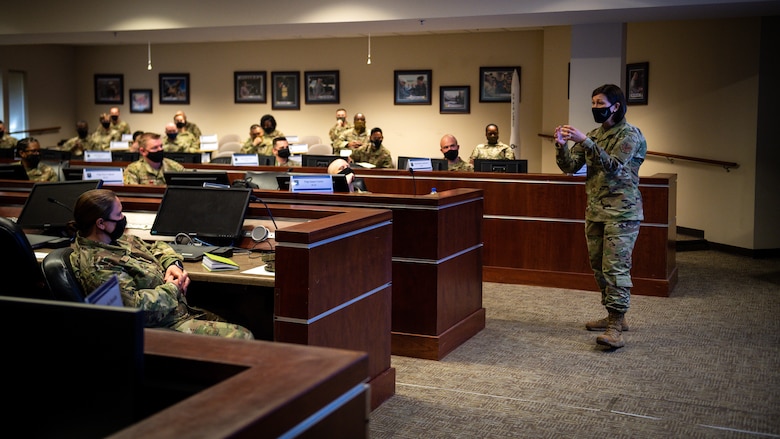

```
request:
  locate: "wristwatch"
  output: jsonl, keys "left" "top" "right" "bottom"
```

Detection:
{"left": 171, "top": 260, "right": 184, "bottom": 270}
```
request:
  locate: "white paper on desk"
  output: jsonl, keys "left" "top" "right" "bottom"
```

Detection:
{"left": 242, "top": 265, "right": 276, "bottom": 276}
{"left": 85, "top": 274, "right": 123, "bottom": 307}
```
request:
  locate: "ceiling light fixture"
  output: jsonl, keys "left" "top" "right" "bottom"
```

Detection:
{"left": 367, "top": 33, "right": 372, "bottom": 65}
{"left": 147, "top": 41, "right": 153, "bottom": 71}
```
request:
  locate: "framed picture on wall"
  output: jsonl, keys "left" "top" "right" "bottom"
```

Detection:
{"left": 439, "top": 86, "right": 470, "bottom": 114}
{"left": 234, "top": 71, "right": 266, "bottom": 103}
{"left": 94, "top": 74, "right": 124, "bottom": 105}
{"left": 394, "top": 70, "right": 432, "bottom": 105}
{"left": 479, "top": 66, "right": 520, "bottom": 102}
{"left": 159, "top": 73, "right": 190, "bottom": 105}
{"left": 304, "top": 70, "right": 339, "bottom": 104}
{"left": 129, "top": 89, "right": 153, "bottom": 114}
{"left": 271, "top": 71, "right": 300, "bottom": 110}
{"left": 626, "top": 62, "right": 649, "bottom": 105}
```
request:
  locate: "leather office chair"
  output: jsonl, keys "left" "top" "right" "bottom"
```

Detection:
{"left": 0, "top": 217, "right": 50, "bottom": 299}
{"left": 41, "top": 247, "right": 86, "bottom": 302}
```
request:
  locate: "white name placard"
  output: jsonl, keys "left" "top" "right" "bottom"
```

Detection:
{"left": 83, "top": 167, "right": 124, "bottom": 185}
{"left": 289, "top": 174, "right": 333, "bottom": 193}
{"left": 84, "top": 150, "right": 112, "bottom": 162}
{"left": 231, "top": 153, "right": 260, "bottom": 166}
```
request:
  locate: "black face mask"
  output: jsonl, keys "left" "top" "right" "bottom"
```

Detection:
{"left": 277, "top": 148, "right": 291, "bottom": 159}
{"left": 101, "top": 122, "right": 110, "bottom": 129}
{"left": 103, "top": 216, "right": 127, "bottom": 242}
{"left": 26, "top": 155, "right": 41, "bottom": 168}
{"left": 372, "top": 140, "right": 382, "bottom": 148}
{"left": 147, "top": 150, "right": 164, "bottom": 163}
{"left": 167, "top": 133, "right": 178, "bottom": 141}
{"left": 444, "top": 150, "right": 459, "bottom": 161}
{"left": 176, "top": 122, "right": 186, "bottom": 129}
{"left": 111, "top": 115, "right": 119, "bottom": 122}
{"left": 338, "top": 167, "right": 354, "bottom": 176}
{"left": 592, "top": 106, "right": 613, "bottom": 124}
{"left": 77, "top": 129, "right": 88, "bottom": 138}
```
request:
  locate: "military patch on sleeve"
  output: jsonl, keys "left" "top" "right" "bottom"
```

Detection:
{"left": 620, "top": 141, "right": 633, "bottom": 154}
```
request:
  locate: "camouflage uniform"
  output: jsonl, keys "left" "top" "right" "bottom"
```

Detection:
{"left": 329, "top": 122, "right": 352, "bottom": 145}
{"left": 240, "top": 137, "right": 265, "bottom": 154}
{"left": 0, "top": 134, "right": 18, "bottom": 149}
{"left": 334, "top": 129, "right": 368, "bottom": 155}
{"left": 62, "top": 135, "right": 95, "bottom": 157}
{"left": 469, "top": 141, "right": 516, "bottom": 161}
{"left": 184, "top": 122, "right": 202, "bottom": 140}
{"left": 90, "top": 126, "right": 121, "bottom": 151}
{"left": 275, "top": 158, "right": 300, "bottom": 168}
{"left": 20, "top": 162, "right": 58, "bottom": 182}
{"left": 448, "top": 157, "right": 474, "bottom": 172}
{"left": 555, "top": 118, "right": 647, "bottom": 313}
{"left": 163, "top": 131, "right": 200, "bottom": 153}
{"left": 261, "top": 129, "right": 285, "bottom": 155}
{"left": 72, "top": 233, "right": 253, "bottom": 339}
{"left": 111, "top": 120, "right": 131, "bottom": 136}
{"left": 124, "top": 158, "right": 185, "bottom": 185}
{"left": 350, "top": 144, "right": 394, "bottom": 169}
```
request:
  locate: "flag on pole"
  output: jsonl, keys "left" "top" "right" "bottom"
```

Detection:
{"left": 509, "top": 69, "right": 521, "bottom": 156}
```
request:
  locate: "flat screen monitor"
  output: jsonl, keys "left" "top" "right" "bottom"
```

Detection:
{"left": 257, "top": 154, "right": 275, "bottom": 166}
{"left": 0, "top": 148, "right": 16, "bottom": 159}
{"left": 16, "top": 180, "right": 103, "bottom": 232}
{"left": 397, "top": 156, "right": 448, "bottom": 171}
{"left": 301, "top": 154, "right": 338, "bottom": 168}
{"left": 473, "top": 159, "right": 528, "bottom": 174}
{"left": 164, "top": 152, "right": 202, "bottom": 164}
{"left": 150, "top": 186, "right": 252, "bottom": 246}
{"left": 0, "top": 164, "right": 29, "bottom": 180}
{"left": 244, "top": 171, "right": 290, "bottom": 190}
{"left": 111, "top": 151, "right": 140, "bottom": 162}
{"left": 332, "top": 174, "right": 350, "bottom": 193}
{"left": 62, "top": 167, "right": 86, "bottom": 181}
{"left": 40, "top": 149, "right": 71, "bottom": 161}
{"left": 163, "top": 171, "right": 230, "bottom": 187}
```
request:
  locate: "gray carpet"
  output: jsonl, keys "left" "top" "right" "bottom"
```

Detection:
{"left": 369, "top": 250, "right": 780, "bottom": 438}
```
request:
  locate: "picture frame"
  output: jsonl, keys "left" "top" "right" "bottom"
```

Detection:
{"left": 626, "top": 62, "right": 649, "bottom": 105}
{"left": 94, "top": 74, "right": 124, "bottom": 105}
{"left": 234, "top": 71, "right": 266, "bottom": 103}
{"left": 439, "top": 86, "right": 470, "bottom": 114}
{"left": 271, "top": 71, "right": 300, "bottom": 110}
{"left": 394, "top": 70, "right": 432, "bottom": 105}
{"left": 304, "top": 70, "right": 340, "bottom": 104}
{"left": 159, "top": 73, "right": 190, "bottom": 105}
{"left": 129, "top": 89, "right": 153, "bottom": 114}
{"left": 479, "top": 66, "right": 520, "bottom": 103}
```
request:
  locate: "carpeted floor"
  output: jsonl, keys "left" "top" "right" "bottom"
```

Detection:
{"left": 369, "top": 250, "right": 780, "bottom": 438}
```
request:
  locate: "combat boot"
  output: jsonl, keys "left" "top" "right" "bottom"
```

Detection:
{"left": 596, "top": 311, "right": 625, "bottom": 349}
{"left": 585, "top": 315, "right": 629, "bottom": 331}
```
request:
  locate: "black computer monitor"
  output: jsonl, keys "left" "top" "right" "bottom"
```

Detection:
{"left": 244, "top": 171, "right": 290, "bottom": 190}
{"left": 301, "top": 154, "right": 338, "bottom": 168}
{"left": 257, "top": 155, "right": 275, "bottom": 166}
{"left": 62, "top": 167, "right": 85, "bottom": 181}
{"left": 163, "top": 171, "right": 230, "bottom": 187}
{"left": 0, "top": 164, "right": 29, "bottom": 180}
{"left": 111, "top": 151, "right": 140, "bottom": 162}
{"left": 332, "top": 174, "right": 350, "bottom": 193}
{"left": 150, "top": 186, "right": 252, "bottom": 246}
{"left": 397, "top": 156, "right": 449, "bottom": 171}
{"left": 164, "top": 152, "right": 203, "bottom": 164}
{"left": 0, "top": 148, "right": 16, "bottom": 159}
{"left": 40, "top": 149, "right": 71, "bottom": 161}
{"left": 473, "top": 159, "right": 528, "bottom": 173}
{"left": 16, "top": 180, "right": 103, "bottom": 232}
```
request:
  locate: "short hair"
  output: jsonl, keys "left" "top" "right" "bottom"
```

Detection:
{"left": 132, "top": 130, "right": 144, "bottom": 141}
{"left": 592, "top": 84, "right": 627, "bottom": 122}
{"left": 272, "top": 136, "right": 287, "bottom": 148}
{"left": 485, "top": 124, "right": 498, "bottom": 131}
{"left": 250, "top": 123, "right": 261, "bottom": 130}
{"left": 16, "top": 137, "right": 38, "bottom": 155}
{"left": 370, "top": 127, "right": 383, "bottom": 136}
{"left": 336, "top": 108, "right": 346, "bottom": 113}
{"left": 138, "top": 132, "right": 161, "bottom": 151}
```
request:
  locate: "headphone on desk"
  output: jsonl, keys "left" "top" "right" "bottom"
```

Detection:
{"left": 251, "top": 225, "right": 269, "bottom": 242}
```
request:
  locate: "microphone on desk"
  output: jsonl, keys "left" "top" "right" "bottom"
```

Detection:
{"left": 248, "top": 195, "right": 278, "bottom": 242}
{"left": 409, "top": 168, "right": 417, "bottom": 195}
{"left": 47, "top": 197, "right": 73, "bottom": 213}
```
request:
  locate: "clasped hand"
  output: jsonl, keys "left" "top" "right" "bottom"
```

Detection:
{"left": 165, "top": 265, "right": 191, "bottom": 295}
{"left": 554, "top": 125, "right": 585, "bottom": 144}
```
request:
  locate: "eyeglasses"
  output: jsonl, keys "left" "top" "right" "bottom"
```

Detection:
{"left": 23, "top": 149, "right": 41, "bottom": 154}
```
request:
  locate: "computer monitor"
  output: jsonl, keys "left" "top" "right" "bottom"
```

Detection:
{"left": 16, "top": 180, "right": 103, "bottom": 232}
{"left": 62, "top": 167, "right": 86, "bottom": 181}
{"left": 301, "top": 154, "right": 338, "bottom": 168}
{"left": 397, "top": 156, "right": 449, "bottom": 171}
{"left": 257, "top": 154, "right": 275, "bottom": 166}
{"left": 111, "top": 151, "right": 140, "bottom": 162}
{"left": 40, "top": 149, "right": 71, "bottom": 161}
{"left": 0, "top": 148, "right": 16, "bottom": 159}
{"left": 244, "top": 171, "right": 290, "bottom": 190}
{"left": 0, "top": 164, "right": 29, "bottom": 180}
{"left": 164, "top": 152, "right": 202, "bottom": 164}
{"left": 332, "top": 174, "right": 350, "bottom": 193}
{"left": 473, "top": 159, "right": 528, "bottom": 173}
{"left": 150, "top": 186, "right": 252, "bottom": 246}
{"left": 163, "top": 171, "right": 230, "bottom": 187}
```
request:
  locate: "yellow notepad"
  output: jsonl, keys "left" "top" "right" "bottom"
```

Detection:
{"left": 202, "top": 252, "right": 239, "bottom": 271}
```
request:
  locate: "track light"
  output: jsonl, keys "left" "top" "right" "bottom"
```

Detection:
{"left": 367, "top": 33, "right": 372, "bottom": 65}
{"left": 147, "top": 42, "right": 153, "bottom": 71}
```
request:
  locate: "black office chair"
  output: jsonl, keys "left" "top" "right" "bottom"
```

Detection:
{"left": 0, "top": 217, "right": 50, "bottom": 299}
{"left": 209, "top": 156, "right": 233, "bottom": 164}
{"left": 41, "top": 247, "right": 86, "bottom": 302}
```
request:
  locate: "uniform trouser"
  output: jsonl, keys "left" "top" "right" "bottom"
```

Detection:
{"left": 585, "top": 220, "right": 641, "bottom": 314}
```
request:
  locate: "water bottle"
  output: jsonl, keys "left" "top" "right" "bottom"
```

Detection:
{"left": 429, "top": 187, "right": 437, "bottom": 195}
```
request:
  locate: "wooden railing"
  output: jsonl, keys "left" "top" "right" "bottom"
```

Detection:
{"left": 538, "top": 133, "right": 739, "bottom": 172}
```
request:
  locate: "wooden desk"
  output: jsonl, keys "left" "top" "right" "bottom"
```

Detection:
{"left": 0, "top": 183, "right": 395, "bottom": 410}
